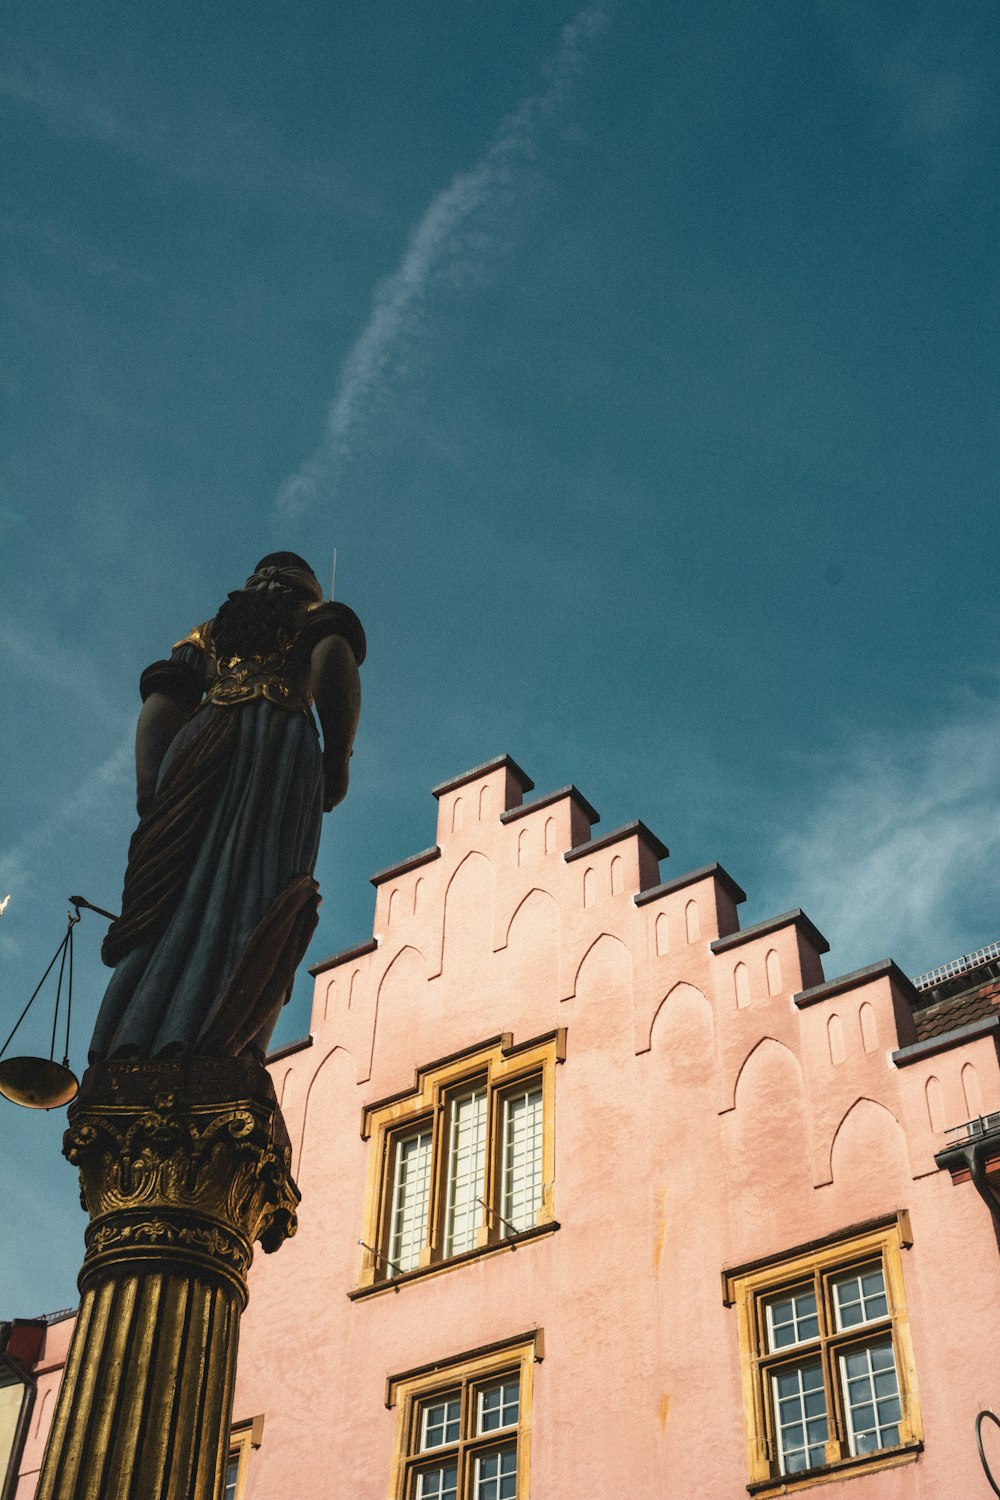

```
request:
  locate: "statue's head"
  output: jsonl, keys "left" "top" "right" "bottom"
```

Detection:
{"left": 246, "top": 552, "right": 323, "bottom": 603}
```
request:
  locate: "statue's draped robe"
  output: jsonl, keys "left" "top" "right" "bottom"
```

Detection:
{"left": 89, "top": 601, "right": 365, "bottom": 1061}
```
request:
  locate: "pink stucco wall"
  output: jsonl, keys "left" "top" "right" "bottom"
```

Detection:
{"left": 12, "top": 1315, "right": 73, "bottom": 1500}
{"left": 233, "top": 756, "right": 1000, "bottom": 1497}
{"left": 15, "top": 755, "right": 1000, "bottom": 1496}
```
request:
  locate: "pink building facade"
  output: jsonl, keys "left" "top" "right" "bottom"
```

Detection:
{"left": 7, "top": 753, "right": 1000, "bottom": 1498}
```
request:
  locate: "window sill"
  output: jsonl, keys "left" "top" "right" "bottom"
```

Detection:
{"left": 348, "top": 1221, "right": 560, "bottom": 1300}
{"left": 747, "top": 1442, "right": 923, "bottom": 1494}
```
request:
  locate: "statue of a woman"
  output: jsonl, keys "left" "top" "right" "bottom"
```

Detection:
{"left": 89, "top": 552, "right": 364, "bottom": 1061}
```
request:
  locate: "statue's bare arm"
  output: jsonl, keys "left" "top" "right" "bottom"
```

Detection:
{"left": 310, "top": 634, "right": 362, "bottom": 810}
{"left": 135, "top": 694, "right": 190, "bottom": 817}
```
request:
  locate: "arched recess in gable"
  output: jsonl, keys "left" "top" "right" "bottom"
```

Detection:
{"left": 727, "top": 1037, "right": 813, "bottom": 1218}
{"left": 648, "top": 980, "right": 713, "bottom": 1086}
{"left": 730, "top": 1035, "right": 805, "bottom": 1113}
{"left": 568, "top": 931, "right": 633, "bottom": 1004}
{"left": 827, "top": 1013, "right": 846, "bottom": 1065}
{"left": 685, "top": 899, "right": 700, "bottom": 943}
{"left": 440, "top": 850, "right": 497, "bottom": 971}
{"left": 298, "top": 1043, "right": 357, "bottom": 1178}
{"left": 962, "top": 1062, "right": 984, "bottom": 1119}
{"left": 495, "top": 887, "right": 562, "bottom": 1031}
{"left": 369, "top": 940, "right": 450, "bottom": 1085}
{"left": 827, "top": 1097, "right": 910, "bottom": 1191}
{"left": 566, "top": 935, "right": 634, "bottom": 1052}
{"left": 372, "top": 940, "right": 426, "bottom": 1039}
{"left": 924, "top": 1075, "right": 945, "bottom": 1134}
{"left": 34, "top": 1387, "right": 53, "bottom": 1439}
{"left": 504, "top": 886, "right": 559, "bottom": 948}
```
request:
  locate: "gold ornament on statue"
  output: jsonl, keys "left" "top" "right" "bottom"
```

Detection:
{"left": 0, "top": 896, "right": 116, "bottom": 1110}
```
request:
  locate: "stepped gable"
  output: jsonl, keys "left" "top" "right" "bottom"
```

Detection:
{"left": 305, "top": 750, "right": 997, "bottom": 1071}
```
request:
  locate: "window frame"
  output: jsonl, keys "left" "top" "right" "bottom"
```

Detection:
{"left": 358, "top": 1032, "right": 564, "bottom": 1290}
{"left": 224, "top": 1415, "right": 263, "bottom": 1500}
{"left": 387, "top": 1333, "right": 541, "bottom": 1500}
{"left": 723, "top": 1213, "right": 923, "bottom": 1492}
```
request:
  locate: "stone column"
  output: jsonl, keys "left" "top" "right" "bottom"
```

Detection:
{"left": 35, "top": 1055, "right": 299, "bottom": 1500}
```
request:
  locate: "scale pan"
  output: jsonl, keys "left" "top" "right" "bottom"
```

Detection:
{"left": 0, "top": 1056, "right": 79, "bottom": 1109}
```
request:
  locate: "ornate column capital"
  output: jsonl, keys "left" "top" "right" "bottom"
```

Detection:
{"left": 65, "top": 1054, "right": 300, "bottom": 1306}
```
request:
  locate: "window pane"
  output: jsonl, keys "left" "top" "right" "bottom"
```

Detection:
{"left": 840, "top": 1339, "right": 901, "bottom": 1455}
{"left": 771, "top": 1361, "right": 828, "bottom": 1474}
{"left": 420, "top": 1396, "right": 461, "bottom": 1450}
{"left": 415, "top": 1463, "right": 459, "bottom": 1500}
{"left": 223, "top": 1456, "right": 241, "bottom": 1500}
{"left": 765, "top": 1288, "right": 819, "bottom": 1351}
{"left": 501, "top": 1085, "right": 543, "bottom": 1234}
{"left": 444, "top": 1088, "right": 487, "bottom": 1257}
{"left": 833, "top": 1265, "right": 888, "bottom": 1331}
{"left": 474, "top": 1447, "right": 518, "bottom": 1500}
{"left": 478, "top": 1377, "right": 520, "bottom": 1433}
{"left": 391, "top": 1128, "right": 433, "bottom": 1273}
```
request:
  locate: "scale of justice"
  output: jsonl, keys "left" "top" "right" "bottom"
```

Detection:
{"left": 0, "top": 895, "right": 117, "bottom": 1110}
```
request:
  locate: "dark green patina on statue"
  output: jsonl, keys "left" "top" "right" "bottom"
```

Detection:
{"left": 90, "top": 551, "right": 364, "bottom": 1061}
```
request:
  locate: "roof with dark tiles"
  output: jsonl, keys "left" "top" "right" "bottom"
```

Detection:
{"left": 913, "top": 976, "right": 1000, "bottom": 1041}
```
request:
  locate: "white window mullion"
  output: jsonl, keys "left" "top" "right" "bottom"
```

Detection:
{"left": 500, "top": 1086, "right": 543, "bottom": 1234}
{"left": 444, "top": 1087, "right": 487, "bottom": 1257}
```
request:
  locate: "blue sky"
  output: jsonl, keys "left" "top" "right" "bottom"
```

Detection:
{"left": 2, "top": 0, "right": 998, "bottom": 1316}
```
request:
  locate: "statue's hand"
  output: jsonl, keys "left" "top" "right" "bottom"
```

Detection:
{"left": 136, "top": 769, "right": 161, "bottom": 818}
{"left": 311, "top": 632, "right": 360, "bottom": 812}
{"left": 323, "top": 756, "right": 349, "bottom": 812}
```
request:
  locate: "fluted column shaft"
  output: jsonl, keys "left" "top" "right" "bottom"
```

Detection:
{"left": 35, "top": 1056, "right": 299, "bottom": 1500}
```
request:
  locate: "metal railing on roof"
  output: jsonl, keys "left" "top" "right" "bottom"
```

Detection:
{"left": 944, "top": 1112, "right": 1000, "bottom": 1143}
{"left": 913, "top": 940, "right": 1000, "bottom": 991}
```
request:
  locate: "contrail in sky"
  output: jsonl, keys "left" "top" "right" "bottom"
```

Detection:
{"left": 275, "top": 2, "right": 611, "bottom": 518}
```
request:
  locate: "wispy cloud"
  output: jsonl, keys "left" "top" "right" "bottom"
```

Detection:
{"left": 831, "top": 3, "right": 990, "bottom": 178}
{"left": 764, "top": 690, "right": 1000, "bottom": 975}
{"left": 0, "top": 733, "right": 133, "bottom": 911}
{"left": 275, "top": 3, "right": 611, "bottom": 518}
{"left": 0, "top": 617, "right": 127, "bottom": 731}
{"left": 0, "top": 57, "right": 354, "bottom": 207}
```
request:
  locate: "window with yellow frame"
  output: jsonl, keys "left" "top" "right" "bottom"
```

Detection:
{"left": 356, "top": 1031, "right": 564, "bottom": 1291}
{"left": 387, "top": 1331, "right": 541, "bottom": 1500}
{"left": 723, "top": 1212, "right": 922, "bottom": 1492}
{"left": 224, "top": 1416, "right": 263, "bottom": 1500}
